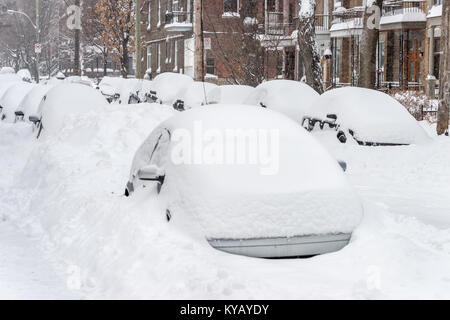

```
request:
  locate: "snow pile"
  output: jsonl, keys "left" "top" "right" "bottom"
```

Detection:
{"left": 152, "top": 72, "right": 194, "bottom": 105}
{"left": 306, "top": 87, "right": 430, "bottom": 145}
{"left": 17, "top": 84, "right": 54, "bottom": 121}
{"left": 0, "top": 67, "right": 15, "bottom": 75}
{"left": 131, "top": 105, "right": 363, "bottom": 239}
{"left": 207, "top": 85, "right": 255, "bottom": 105}
{"left": 428, "top": 5, "right": 442, "bottom": 18}
{"left": 380, "top": 12, "right": 426, "bottom": 25}
{"left": 179, "top": 81, "right": 217, "bottom": 109}
{"left": 0, "top": 82, "right": 36, "bottom": 122}
{"left": 37, "top": 84, "right": 107, "bottom": 137}
{"left": 244, "top": 80, "right": 319, "bottom": 122}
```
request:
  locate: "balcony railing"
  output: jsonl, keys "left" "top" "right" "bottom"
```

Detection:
{"left": 382, "top": 0, "right": 427, "bottom": 17}
{"left": 315, "top": 14, "right": 329, "bottom": 32}
{"left": 263, "top": 11, "right": 295, "bottom": 36}
{"left": 165, "top": 11, "right": 192, "bottom": 31}
{"left": 332, "top": 7, "right": 364, "bottom": 26}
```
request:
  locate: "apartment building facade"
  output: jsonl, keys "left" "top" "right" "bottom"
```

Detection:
{"left": 145, "top": 0, "right": 330, "bottom": 84}
{"left": 329, "top": 0, "right": 444, "bottom": 93}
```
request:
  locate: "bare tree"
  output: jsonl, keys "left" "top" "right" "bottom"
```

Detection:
{"left": 359, "top": 0, "right": 383, "bottom": 89}
{"left": 297, "top": 0, "right": 323, "bottom": 94}
{"left": 437, "top": 0, "right": 449, "bottom": 135}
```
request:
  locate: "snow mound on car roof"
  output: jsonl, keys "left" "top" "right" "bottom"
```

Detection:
{"left": 152, "top": 72, "right": 193, "bottom": 104}
{"left": 0, "top": 82, "right": 36, "bottom": 122}
{"left": 244, "top": 80, "right": 320, "bottom": 123}
{"left": 38, "top": 83, "right": 107, "bottom": 137}
{"left": 180, "top": 81, "right": 217, "bottom": 109}
{"left": 305, "top": 87, "right": 430, "bottom": 145}
{"left": 206, "top": 85, "right": 255, "bottom": 105}
{"left": 133, "top": 104, "right": 363, "bottom": 239}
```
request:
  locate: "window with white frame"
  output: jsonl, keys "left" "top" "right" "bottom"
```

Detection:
{"left": 157, "top": 0, "right": 161, "bottom": 27}
{"left": 223, "top": 0, "right": 239, "bottom": 12}
{"left": 173, "top": 0, "right": 179, "bottom": 11}
{"left": 147, "top": 45, "right": 152, "bottom": 71}
{"left": 173, "top": 40, "right": 178, "bottom": 71}
{"left": 157, "top": 43, "right": 161, "bottom": 72}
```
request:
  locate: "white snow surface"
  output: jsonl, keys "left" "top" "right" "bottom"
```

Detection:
{"left": 130, "top": 105, "right": 363, "bottom": 239}
{"left": 207, "top": 85, "right": 255, "bottom": 105}
{"left": 17, "top": 69, "right": 32, "bottom": 82}
{"left": 37, "top": 83, "right": 107, "bottom": 137}
{"left": 0, "top": 83, "right": 450, "bottom": 299}
{"left": 180, "top": 81, "right": 217, "bottom": 109}
{"left": 0, "top": 82, "right": 36, "bottom": 122}
{"left": 152, "top": 72, "right": 194, "bottom": 105}
{"left": 0, "top": 67, "right": 15, "bottom": 74}
{"left": 244, "top": 80, "right": 319, "bottom": 123}
{"left": 17, "top": 84, "right": 54, "bottom": 120}
{"left": 305, "top": 87, "right": 430, "bottom": 145}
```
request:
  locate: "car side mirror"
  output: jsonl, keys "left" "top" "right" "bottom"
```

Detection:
{"left": 29, "top": 115, "right": 41, "bottom": 125}
{"left": 338, "top": 161, "right": 347, "bottom": 172}
{"left": 137, "top": 165, "right": 165, "bottom": 184}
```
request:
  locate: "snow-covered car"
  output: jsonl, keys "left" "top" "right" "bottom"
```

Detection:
{"left": 98, "top": 76, "right": 124, "bottom": 103}
{"left": 152, "top": 72, "right": 194, "bottom": 105}
{"left": 17, "top": 69, "right": 32, "bottom": 82}
{"left": 302, "top": 87, "right": 430, "bottom": 146}
{"left": 0, "top": 67, "right": 15, "bottom": 75}
{"left": 0, "top": 82, "right": 36, "bottom": 122}
{"left": 174, "top": 81, "right": 218, "bottom": 110}
{"left": 16, "top": 84, "right": 54, "bottom": 122}
{"left": 32, "top": 83, "right": 107, "bottom": 138}
{"left": 206, "top": 85, "right": 255, "bottom": 105}
{"left": 244, "top": 80, "right": 319, "bottom": 122}
{"left": 125, "top": 104, "right": 363, "bottom": 258}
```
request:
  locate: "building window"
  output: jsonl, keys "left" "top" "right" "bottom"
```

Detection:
{"left": 173, "top": 0, "right": 179, "bottom": 11}
{"left": 224, "top": 0, "right": 238, "bottom": 13}
{"left": 147, "top": 45, "right": 152, "bottom": 71}
{"left": 206, "top": 57, "right": 216, "bottom": 75}
{"left": 157, "top": 0, "right": 161, "bottom": 27}
{"left": 433, "top": 39, "right": 441, "bottom": 79}
{"left": 174, "top": 40, "right": 178, "bottom": 71}
{"left": 157, "top": 43, "right": 161, "bottom": 72}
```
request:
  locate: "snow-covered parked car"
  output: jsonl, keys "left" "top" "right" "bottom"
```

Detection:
{"left": 206, "top": 85, "right": 255, "bottom": 105}
{"left": 244, "top": 80, "right": 319, "bottom": 122}
{"left": 97, "top": 76, "right": 124, "bottom": 103}
{"left": 174, "top": 81, "right": 218, "bottom": 110}
{"left": 302, "top": 87, "right": 430, "bottom": 146}
{"left": 152, "top": 72, "right": 193, "bottom": 105}
{"left": 0, "top": 67, "right": 15, "bottom": 75}
{"left": 125, "top": 104, "right": 363, "bottom": 258}
{"left": 16, "top": 84, "right": 54, "bottom": 122}
{"left": 31, "top": 83, "right": 107, "bottom": 138}
{"left": 17, "top": 69, "right": 32, "bottom": 82}
{"left": 0, "top": 82, "right": 36, "bottom": 122}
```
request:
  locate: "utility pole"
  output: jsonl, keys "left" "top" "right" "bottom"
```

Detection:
{"left": 74, "top": 0, "right": 81, "bottom": 76}
{"left": 194, "top": 0, "right": 204, "bottom": 81}
{"left": 35, "top": 0, "right": 40, "bottom": 83}
{"left": 135, "top": 0, "right": 142, "bottom": 79}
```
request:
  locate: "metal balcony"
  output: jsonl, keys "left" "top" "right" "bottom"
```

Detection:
{"left": 165, "top": 11, "right": 192, "bottom": 32}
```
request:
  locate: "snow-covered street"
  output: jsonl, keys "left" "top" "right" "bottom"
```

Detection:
{"left": 0, "top": 105, "right": 449, "bottom": 299}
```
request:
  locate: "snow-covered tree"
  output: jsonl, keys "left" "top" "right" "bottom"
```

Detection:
{"left": 297, "top": 0, "right": 323, "bottom": 94}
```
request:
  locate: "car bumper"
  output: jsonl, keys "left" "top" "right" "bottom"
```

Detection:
{"left": 208, "top": 233, "right": 351, "bottom": 258}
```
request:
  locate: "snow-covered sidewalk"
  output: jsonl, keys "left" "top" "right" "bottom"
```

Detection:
{"left": 0, "top": 220, "right": 76, "bottom": 299}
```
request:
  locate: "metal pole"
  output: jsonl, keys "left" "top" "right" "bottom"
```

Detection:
{"left": 135, "top": 0, "right": 142, "bottom": 78}
{"left": 36, "top": 0, "right": 40, "bottom": 83}
{"left": 74, "top": 0, "right": 80, "bottom": 76}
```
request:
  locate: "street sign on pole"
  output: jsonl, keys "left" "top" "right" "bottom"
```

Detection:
{"left": 204, "top": 37, "right": 211, "bottom": 50}
{"left": 34, "top": 43, "right": 41, "bottom": 54}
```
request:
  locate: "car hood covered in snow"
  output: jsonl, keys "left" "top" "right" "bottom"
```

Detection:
{"left": 131, "top": 104, "right": 363, "bottom": 239}
{"left": 305, "top": 87, "right": 430, "bottom": 145}
{"left": 0, "top": 82, "right": 36, "bottom": 122}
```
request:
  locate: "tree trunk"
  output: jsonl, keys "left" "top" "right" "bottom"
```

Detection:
{"left": 359, "top": 0, "right": 383, "bottom": 89}
{"left": 194, "top": 0, "right": 204, "bottom": 81}
{"left": 437, "top": 0, "right": 449, "bottom": 135}
{"left": 103, "top": 50, "right": 108, "bottom": 77}
{"left": 298, "top": 0, "right": 324, "bottom": 94}
{"left": 74, "top": 0, "right": 81, "bottom": 76}
{"left": 122, "top": 39, "right": 129, "bottom": 78}
{"left": 135, "top": 0, "right": 142, "bottom": 79}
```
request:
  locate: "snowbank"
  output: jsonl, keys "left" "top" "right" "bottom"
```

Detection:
{"left": 305, "top": 87, "right": 430, "bottom": 145}
{"left": 0, "top": 67, "right": 15, "bottom": 75}
{"left": 206, "top": 85, "right": 255, "bottom": 105}
{"left": 0, "top": 82, "right": 36, "bottom": 122}
{"left": 244, "top": 80, "right": 319, "bottom": 122}
{"left": 130, "top": 105, "right": 363, "bottom": 239}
